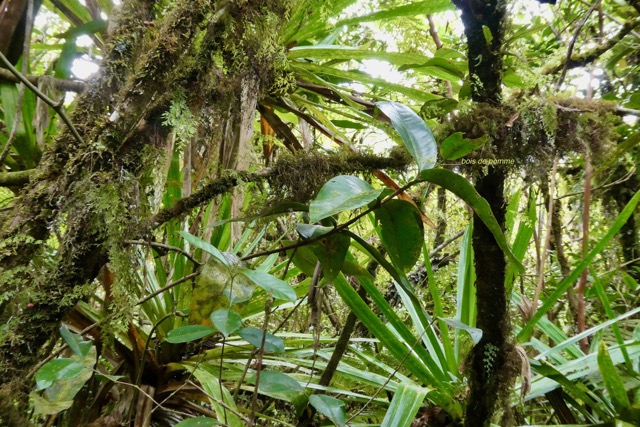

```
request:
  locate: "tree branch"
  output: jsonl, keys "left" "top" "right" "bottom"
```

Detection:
{"left": 0, "top": 169, "right": 33, "bottom": 186}
{"left": 0, "top": 68, "right": 86, "bottom": 92}
{"left": 150, "top": 151, "right": 411, "bottom": 228}
{"left": 0, "top": 49, "right": 85, "bottom": 145}
{"left": 543, "top": 17, "right": 640, "bottom": 77}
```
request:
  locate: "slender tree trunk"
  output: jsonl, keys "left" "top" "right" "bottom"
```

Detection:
{"left": 452, "top": 0, "right": 518, "bottom": 424}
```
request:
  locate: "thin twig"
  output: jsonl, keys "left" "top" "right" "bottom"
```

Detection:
{"left": 0, "top": 68, "right": 86, "bottom": 92}
{"left": 556, "top": 0, "right": 601, "bottom": 89}
{"left": 532, "top": 160, "right": 557, "bottom": 311}
{"left": 136, "top": 272, "right": 200, "bottom": 305}
{"left": 576, "top": 148, "right": 592, "bottom": 353}
{"left": 249, "top": 297, "right": 274, "bottom": 427}
{"left": 0, "top": 50, "right": 85, "bottom": 146}
{"left": 0, "top": 0, "right": 34, "bottom": 166}
{"left": 125, "top": 239, "right": 202, "bottom": 266}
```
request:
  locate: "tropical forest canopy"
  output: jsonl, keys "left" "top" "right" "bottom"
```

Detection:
{"left": 0, "top": 0, "right": 639, "bottom": 426}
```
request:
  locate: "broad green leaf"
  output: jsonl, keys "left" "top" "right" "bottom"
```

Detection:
{"left": 309, "top": 395, "right": 347, "bottom": 427}
{"left": 210, "top": 309, "right": 243, "bottom": 338}
{"left": 375, "top": 200, "right": 423, "bottom": 271}
{"left": 518, "top": 189, "right": 640, "bottom": 341}
{"left": 598, "top": 341, "right": 631, "bottom": 413}
{"left": 440, "top": 132, "right": 489, "bottom": 160}
{"left": 59, "top": 325, "right": 91, "bottom": 358}
{"left": 419, "top": 169, "right": 523, "bottom": 271}
{"left": 310, "top": 232, "right": 351, "bottom": 281}
{"left": 166, "top": 325, "right": 215, "bottom": 343}
{"left": 503, "top": 68, "right": 530, "bottom": 88}
{"left": 381, "top": 383, "right": 429, "bottom": 427}
{"left": 237, "top": 328, "right": 285, "bottom": 354}
{"left": 257, "top": 371, "right": 304, "bottom": 395}
{"left": 331, "top": 119, "right": 366, "bottom": 129}
{"left": 32, "top": 346, "right": 96, "bottom": 415}
{"left": 241, "top": 269, "right": 297, "bottom": 302}
{"left": 482, "top": 25, "right": 493, "bottom": 45}
{"left": 175, "top": 417, "right": 222, "bottom": 427}
{"left": 296, "top": 224, "right": 333, "bottom": 239}
{"left": 295, "top": 225, "right": 351, "bottom": 281}
{"left": 35, "top": 359, "right": 85, "bottom": 390}
{"left": 309, "top": 175, "right": 383, "bottom": 223}
{"left": 376, "top": 101, "right": 437, "bottom": 171}
{"left": 180, "top": 231, "right": 227, "bottom": 266}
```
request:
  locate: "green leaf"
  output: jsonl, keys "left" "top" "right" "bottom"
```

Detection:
{"left": 309, "top": 175, "right": 383, "bottom": 223}
{"left": 375, "top": 200, "right": 423, "bottom": 272}
{"left": 482, "top": 25, "right": 493, "bottom": 45}
{"left": 441, "top": 318, "right": 483, "bottom": 345}
{"left": 331, "top": 119, "right": 366, "bottom": 129}
{"left": 180, "top": 231, "right": 228, "bottom": 266}
{"left": 420, "top": 98, "right": 459, "bottom": 119}
{"left": 376, "top": 101, "right": 437, "bottom": 171}
{"left": 598, "top": 341, "right": 631, "bottom": 413}
{"left": 288, "top": 46, "right": 430, "bottom": 67}
{"left": 293, "top": 63, "right": 441, "bottom": 103}
{"left": 440, "top": 132, "right": 489, "bottom": 160}
{"left": 257, "top": 371, "right": 304, "bottom": 395}
{"left": 311, "top": 233, "right": 351, "bottom": 281}
{"left": 35, "top": 359, "right": 85, "bottom": 390}
{"left": 175, "top": 417, "right": 222, "bottom": 427}
{"left": 166, "top": 325, "right": 215, "bottom": 343}
{"left": 189, "top": 256, "right": 255, "bottom": 324}
{"left": 241, "top": 269, "right": 297, "bottom": 302}
{"left": 412, "top": 57, "right": 466, "bottom": 81}
{"left": 31, "top": 346, "right": 96, "bottom": 415}
{"left": 210, "top": 309, "right": 243, "bottom": 338}
{"left": 518, "top": 189, "right": 640, "bottom": 341}
{"left": 336, "top": 0, "right": 454, "bottom": 26}
{"left": 381, "top": 383, "right": 429, "bottom": 427}
{"left": 296, "top": 225, "right": 351, "bottom": 281}
{"left": 419, "top": 169, "right": 523, "bottom": 271}
{"left": 237, "top": 328, "right": 285, "bottom": 354}
{"left": 503, "top": 68, "right": 530, "bottom": 88}
{"left": 189, "top": 366, "right": 244, "bottom": 427}
{"left": 309, "top": 395, "right": 347, "bottom": 427}
{"left": 59, "top": 325, "right": 91, "bottom": 358}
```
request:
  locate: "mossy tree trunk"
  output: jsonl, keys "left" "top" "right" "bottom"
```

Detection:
{"left": 452, "top": 0, "right": 517, "bottom": 425}
{"left": 0, "top": 0, "right": 291, "bottom": 419}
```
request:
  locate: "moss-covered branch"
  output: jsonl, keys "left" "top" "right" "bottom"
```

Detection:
{"left": 151, "top": 150, "right": 412, "bottom": 227}
{"left": 0, "top": 169, "right": 33, "bottom": 187}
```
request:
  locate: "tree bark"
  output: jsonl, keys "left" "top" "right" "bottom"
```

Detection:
{"left": 0, "top": 0, "right": 293, "bottom": 419}
{"left": 451, "top": 0, "right": 517, "bottom": 424}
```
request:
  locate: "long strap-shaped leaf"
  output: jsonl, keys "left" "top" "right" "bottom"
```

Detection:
{"left": 419, "top": 169, "right": 524, "bottom": 272}
{"left": 518, "top": 189, "right": 640, "bottom": 341}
